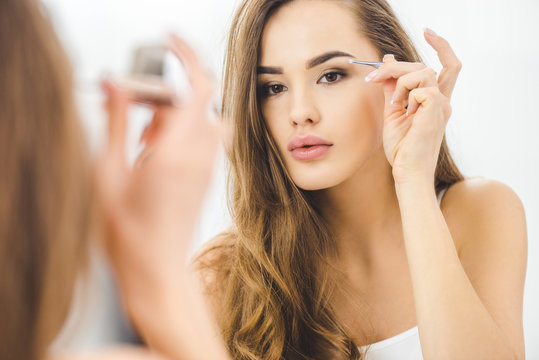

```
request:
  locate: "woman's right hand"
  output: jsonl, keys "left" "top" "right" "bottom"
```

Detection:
{"left": 96, "top": 35, "right": 229, "bottom": 360}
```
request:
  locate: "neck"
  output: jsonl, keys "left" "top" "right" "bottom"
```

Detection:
{"left": 320, "top": 150, "right": 403, "bottom": 266}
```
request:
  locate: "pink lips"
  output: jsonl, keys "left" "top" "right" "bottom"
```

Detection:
{"left": 287, "top": 135, "right": 333, "bottom": 161}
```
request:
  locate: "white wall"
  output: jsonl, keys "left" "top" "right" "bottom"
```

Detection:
{"left": 42, "top": 0, "right": 539, "bottom": 357}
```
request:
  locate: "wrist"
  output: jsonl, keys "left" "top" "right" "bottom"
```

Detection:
{"left": 392, "top": 167, "right": 433, "bottom": 186}
{"left": 394, "top": 178, "right": 437, "bottom": 204}
{"left": 391, "top": 156, "right": 436, "bottom": 186}
{"left": 124, "top": 269, "right": 189, "bottom": 338}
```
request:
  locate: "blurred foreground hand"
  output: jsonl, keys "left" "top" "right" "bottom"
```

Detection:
{"left": 96, "top": 34, "right": 229, "bottom": 360}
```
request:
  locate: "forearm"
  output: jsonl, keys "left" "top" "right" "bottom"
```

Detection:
{"left": 128, "top": 264, "right": 230, "bottom": 360}
{"left": 114, "top": 221, "right": 229, "bottom": 360}
{"left": 395, "top": 181, "right": 516, "bottom": 360}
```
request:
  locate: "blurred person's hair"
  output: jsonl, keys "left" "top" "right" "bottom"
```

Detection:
{"left": 0, "top": 0, "right": 92, "bottom": 359}
{"left": 196, "top": 0, "right": 464, "bottom": 359}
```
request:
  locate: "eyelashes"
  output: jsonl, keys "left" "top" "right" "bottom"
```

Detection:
{"left": 259, "top": 69, "right": 348, "bottom": 98}
{"left": 319, "top": 70, "right": 346, "bottom": 84}
{"left": 262, "top": 83, "right": 287, "bottom": 96}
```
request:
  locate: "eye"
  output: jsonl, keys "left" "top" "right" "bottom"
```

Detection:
{"left": 261, "top": 83, "right": 287, "bottom": 96}
{"left": 319, "top": 71, "right": 346, "bottom": 84}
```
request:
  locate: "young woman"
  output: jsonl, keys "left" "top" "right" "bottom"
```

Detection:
{"left": 0, "top": 0, "right": 229, "bottom": 359}
{"left": 191, "top": 0, "right": 528, "bottom": 359}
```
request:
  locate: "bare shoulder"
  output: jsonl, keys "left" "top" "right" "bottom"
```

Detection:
{"left": 439, "top": 177, "right": 527, "bottom": 358}
{"left": 440, "top": 177, "right": 527, "bottom": 254}
{"left": 440, "top": 176, "right": 525, "bottom": 212}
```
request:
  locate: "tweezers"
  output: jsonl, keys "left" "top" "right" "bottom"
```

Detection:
{"left": 348, "top": 59, "right": 384, "bottom": 69}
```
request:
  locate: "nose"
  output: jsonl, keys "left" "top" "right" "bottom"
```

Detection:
{"left": 289, "top": 88, "right": 320, "bottom": 127}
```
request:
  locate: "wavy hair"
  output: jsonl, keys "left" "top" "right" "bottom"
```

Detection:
{"left": 197, "top": 0, "right": 464, "bottom": 359}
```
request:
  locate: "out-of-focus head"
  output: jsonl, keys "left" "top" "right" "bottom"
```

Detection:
{"left": 0, "top": 0, "right": 91, "bottom": 358}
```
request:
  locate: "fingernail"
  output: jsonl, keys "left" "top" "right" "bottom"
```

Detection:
{"left": 390, "top": 92, "right": 396, "bottom": 105}
{"left": 383, "top": 54, "right": 395, "bottom": 61}
{"left": 365, "top": 69, "right": 378, "bottom": 82}
{"left": 424, "top": 27, "right": 437, "bottom": 37}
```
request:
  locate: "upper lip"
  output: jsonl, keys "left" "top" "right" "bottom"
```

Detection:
{"left": 287, "top": 135, "right": 333, "bottom": 151}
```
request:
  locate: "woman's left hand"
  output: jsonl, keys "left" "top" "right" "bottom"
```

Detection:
{"left": 367, "top": 29, "right": 462, "bottom": 185}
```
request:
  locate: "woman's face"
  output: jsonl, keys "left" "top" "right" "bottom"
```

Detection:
{"left": 258, "top": 0, "right": 386, "bottom": 190}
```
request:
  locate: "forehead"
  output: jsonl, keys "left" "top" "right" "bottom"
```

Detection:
{"left": 260, "top": 0, "right": 377, "bottom": 65}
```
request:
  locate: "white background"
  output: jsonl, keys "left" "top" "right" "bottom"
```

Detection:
{"left": 42, "top": 0, "right": 539, "bottom": 357}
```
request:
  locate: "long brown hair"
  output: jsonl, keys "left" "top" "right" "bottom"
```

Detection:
{"left": 198, "top": 0, "right": 464, "bottom": 359}
{"left": 0, "top": 0, "right": 91, "bottom": 359}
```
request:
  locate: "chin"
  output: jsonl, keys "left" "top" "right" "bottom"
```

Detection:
{"left": 291, "top": 171, "right": 346, "bottom": 191}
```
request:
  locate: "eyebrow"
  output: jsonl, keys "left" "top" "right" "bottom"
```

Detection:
{"left": 257, "top": 50, "right": 355, "bottom": 75}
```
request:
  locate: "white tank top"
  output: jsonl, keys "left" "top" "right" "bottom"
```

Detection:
{"left": 359, "top": 326, "right": 422, "bottom": 360}
{"left": 358, "top": 186, "right": 449, "bottom": 360}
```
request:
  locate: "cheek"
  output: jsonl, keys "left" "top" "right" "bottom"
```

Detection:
{"left": 320, "top": 83, "right": 385, "bottom": 144}
{"left": 262, "top": 100, "right": 290, "bottom": 152}
{"left": 314, "top": 85, "right": 386, "bottom": 183}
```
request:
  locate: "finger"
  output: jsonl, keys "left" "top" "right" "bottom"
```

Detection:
{"left": 138, "top": 36, "right": 220, "bottom": 170}
{"left": 391, "top": 67, "right": 438, "bottom": 105}
{"left": 153, "top": 107, "right": 221, "bottom": 170}
{"left": 168, "top": 34, "right": 213, "bottom": 102}
{"left": 102, "top": 78, "right": 129, "bottom": 162}
{"left": 136, "top": 112, "right": 163, "bottom": 171}
{"left": 423, "top": 28, "right": 462, "bottom": 99}
{"left": 377, "top": 56, "right": 405, "bottom": 115}
{"left": 96, "top": 80, "right": 130, "bottom": 227}
{"left": 383, "top": 54, "right": 396, "bottom": 62}
{"left": 140, "top": 111, "right": 165, "bottom": 146}
{"left": 406, "top": 86, "right": 441, "bottom": 117}
{"left": 406, "top": 88, "right": 423, "bottom": 116}
{"left": 134, "top": 146, "right": 153, "bottom": 170}
{"left": 382, "top": 78, "right": 408, "bottom": 121}
{"left": 366, "top": 60, "right": 425, "bottom": 83}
